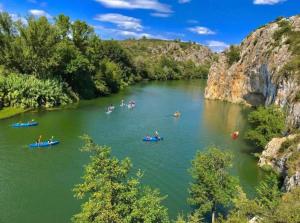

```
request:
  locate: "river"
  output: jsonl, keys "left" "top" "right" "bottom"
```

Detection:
{"left": 0, "top": 80, "right": 264, "bottom": 223}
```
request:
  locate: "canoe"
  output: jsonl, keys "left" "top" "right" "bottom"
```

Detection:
{"left": 29, "top": 140, "right": 59, "bottom": 148}
{"left": 143, "top": 137, "right": 163, "bottom": 142}
{"left": 12, "top": 122, "right": 38, "bottom": 128}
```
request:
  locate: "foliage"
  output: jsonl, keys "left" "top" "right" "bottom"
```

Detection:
{"left": 225, "top": 45, "right": 240, "bottom": 66}
{"left": 255, "top": 171, "right": 282, "bottom": 210}
{"left": 245, "top": 106, "right": 285, "bottom": 149}
{"left": 72, "top": 135, "right": 170, "bottom": 223}
{"left": 222, "top": 176, "right": 300, "bottom": 223}
{"left": 219, "top": 187, "right": 261, "bottom": 223}
{"left": 272, "top": 18, "right": 300, "bottom": 78}
{"left": 0, "top": 73, "right": 75, "bottom": 108}
{"left": 188, "top": 147, "right": 238, "bottom": 223}
{"left": 0, "top": 12, "right": 207, "bottom": 110}
{"left": 266, "top": 187, "right": 300, "bottom": 223}
{"left": 0, "top": 107, "right": 26, "bottom": 120}
{"left": 121, "top": 39, "right": 212, "bottom": 80}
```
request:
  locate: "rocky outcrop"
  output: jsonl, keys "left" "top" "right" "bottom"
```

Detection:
{"left": 259, "top": 134, "right": 300, "bottom": 191}
{"left": 205, "top": 15, "right": 300, "bottom": 127}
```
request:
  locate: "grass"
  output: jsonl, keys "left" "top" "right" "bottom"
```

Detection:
{"left": 0, "top": 107, "right": 27, "bottom": 120}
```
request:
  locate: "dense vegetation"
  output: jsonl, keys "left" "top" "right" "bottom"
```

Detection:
{"left": 0, "top": 12, "right": 209, "bottom": 114}
{"left": 245, "top": 106, "right": 285, "bottom": 149}
{"left": 121, "top": 39, "right": 212, "bottom": 80}
{"left": 72, "top": 135, "right": 170, "bottom": 223}
{"left": 273, "top": 18, "right": 300, "bottom": 79}
{"left": 279, "top": 134, "right": 300, "bottom": 176}
{"left": 188, "top": 148, "right": 238, "bottom": 223}
{"left": 225, "top": 45, "right": 241, "bottom": 66}
{"left": 74, "top": 138, "right": 300, "bottom": 223}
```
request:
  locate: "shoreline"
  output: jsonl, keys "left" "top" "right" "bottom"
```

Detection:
{"left": 0, "top": 107, "right": 29, "bottom": 120}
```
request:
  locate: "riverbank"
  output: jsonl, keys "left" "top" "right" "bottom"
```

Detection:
{"left": 0, "top": 107, "right": 28, "bottom": 120}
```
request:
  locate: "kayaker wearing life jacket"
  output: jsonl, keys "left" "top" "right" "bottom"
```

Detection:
{"left": 154, "top": 130, "right": 159, "bottom": 139}
{"left": 231, "top": 131, "right": 239, "bottom": 140}
{"left": 36, "top": 135, "right": 42, "bottom": 144}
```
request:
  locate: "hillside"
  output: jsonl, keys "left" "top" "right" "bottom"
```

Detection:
{"left": 120, "top": 39, "right": 214, "bottom": 80}
{"left": 205, "top": 15, "right": 300, "bottom": 128}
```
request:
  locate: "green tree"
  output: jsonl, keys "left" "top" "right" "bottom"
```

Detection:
{"left": 266, "top": 187, "right": 300, "bottom": 223}
{"left": 72, "top": 135, "right": 170, "bottom": 223}
{"left": 256, "top": 171, "right": 282, "bottom": 210}
{"left": 245, "top": 106, "right": 285, "bottom": 149}
{"left": 225, "top": 45, "right": 240, "bottom": 66}
{"left": 188, "top": 147, "right": 238, "bottom": 223}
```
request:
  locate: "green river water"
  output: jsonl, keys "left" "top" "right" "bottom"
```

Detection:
{"left": 0, "top": 80, "right": 264, "bottom": 223}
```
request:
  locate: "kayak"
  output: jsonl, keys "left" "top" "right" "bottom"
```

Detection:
{"left": 106, "top": 110, "right": 112, "bottom": 114}
{"left": 12, "top": 122, "right": 38, "bottom": 128}
{"left": 29, "top": 140, "right": 59, "bottom": 148}
{"left": 128, "top": 104, "right": 135, "bottom": 109}
{"left": 143, "top": 137, "right": 164, "bottom": 142}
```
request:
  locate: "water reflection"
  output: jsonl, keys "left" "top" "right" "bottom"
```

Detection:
{"left": 203, "top": 100, "right": 249, "bottom": 135}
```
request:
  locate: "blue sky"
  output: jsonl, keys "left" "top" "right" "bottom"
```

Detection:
{"left": 0, "top": 0, "right": 299, "bottom": 51}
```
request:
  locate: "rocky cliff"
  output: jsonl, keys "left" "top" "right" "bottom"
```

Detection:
{"left": 259, "top": 134, "right": 300, "bottom": 191}
{"left": 205, "top": 15, "right": 300, "bottom": 127}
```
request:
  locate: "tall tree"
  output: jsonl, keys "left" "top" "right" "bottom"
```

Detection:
{"left": 256, "top": 171, "right": 282, "bottom": 210}
{"left": 72, "top": 135, "right": 170, "bottom": 223}
{"left": 188, "top": 147, "right": 238, "bottom": 223}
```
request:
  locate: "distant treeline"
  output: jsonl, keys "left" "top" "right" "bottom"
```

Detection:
{"left": 0, "top": 12, "right": 209, "bottom": 110}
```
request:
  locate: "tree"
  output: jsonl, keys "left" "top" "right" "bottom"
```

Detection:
{"left": 256, "top": 171, "right": 282, "bottom": 211}
{"left": 72, "top": 135, "right": 170, "bottom": 223}
{"left": 55, "top": 14, "right": 71, "bottom": 40}
{"left": 266, "top": 187, "right": 300, "bottom": 223}
{"left": 245, "top": 106, "right": 285, "bottom": 149}
{"left": 188, "top": 147, "right": 238, "bottom": 223}
{"left": 225, "top": 45, "right": 240, "bottom": 65}
{"left": 221, "top": 187, "right": 262, "bottom": 223}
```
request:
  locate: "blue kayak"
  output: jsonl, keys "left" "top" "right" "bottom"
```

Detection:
{"left": 29, "top": 141, "right": 59, "bottom": 148}
{"left": 12, "top": 122, "right": 38, "bottom": 128}
{"left": 143, "top": 137, "right": 164, "bottom": 142}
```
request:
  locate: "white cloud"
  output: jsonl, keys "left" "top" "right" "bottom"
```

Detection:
{"left": 94, "top": 13, "right": 143, "bottom": 31}
{"left": 188, "top": 26, "right": 216, "bottom": 35}
{"left": 10, "top": 13, "right": 27, "bottom": 24}
{"left": 178, "top": 0, "right": 191, "bottom": 3}
{"left": 0, "top": 4, "right": 3, "bottom": 12}
{"left": 94, "top": 25, "right": 170, "bottom": 40}
{"left": 29, "top": 9, "right": 52, "bottom": 18}
{"left": 253, "top": 0, "right": 286, "bottom": 5}
{"left": 94, "top": 0, "right": 172, "bottom": 13}
{"left": 206, "top": 40, "right": 229, "bottom": 52}
{"left": 151, "top": 12, "right": 171, "bottom": 18}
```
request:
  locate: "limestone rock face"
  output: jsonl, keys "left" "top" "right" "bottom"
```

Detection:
{"left": 259, "top": 135, "right": 300, "bottom": 191}
{"left": 205, "top": 15, "right": 300, "bottom": 127}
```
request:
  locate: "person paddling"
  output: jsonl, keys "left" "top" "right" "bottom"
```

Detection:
{"left": 154, "top": 130, "right": 159, "bottom": 139}
{"left": 231, "top": 131, "right": 239, "bottom": 140}
{"left": 36, "top": 135, "right": 42, "bottom": 144}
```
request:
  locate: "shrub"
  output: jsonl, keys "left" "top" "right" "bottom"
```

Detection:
{"left": 225, "top": 45, "right": 241, "bottom": 66}
{"left": 0, "top": 73, "right": 75, "bottom": 108}
{"left": 245, "top": 106, "right": 285, "bottom": 149}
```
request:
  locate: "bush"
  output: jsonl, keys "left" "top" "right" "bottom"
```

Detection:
{"left": 245, "top": 106, "right": 285, "bottom": 149}
{"left": 0, "top": 73, "right": 75, "bottom": 108}
{"left": 225, "top": 45, "right": 241, "bottom": 66}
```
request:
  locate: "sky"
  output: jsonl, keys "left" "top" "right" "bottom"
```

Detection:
{"left": 0, "top": 0, "right": 299, "bottom": 52}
